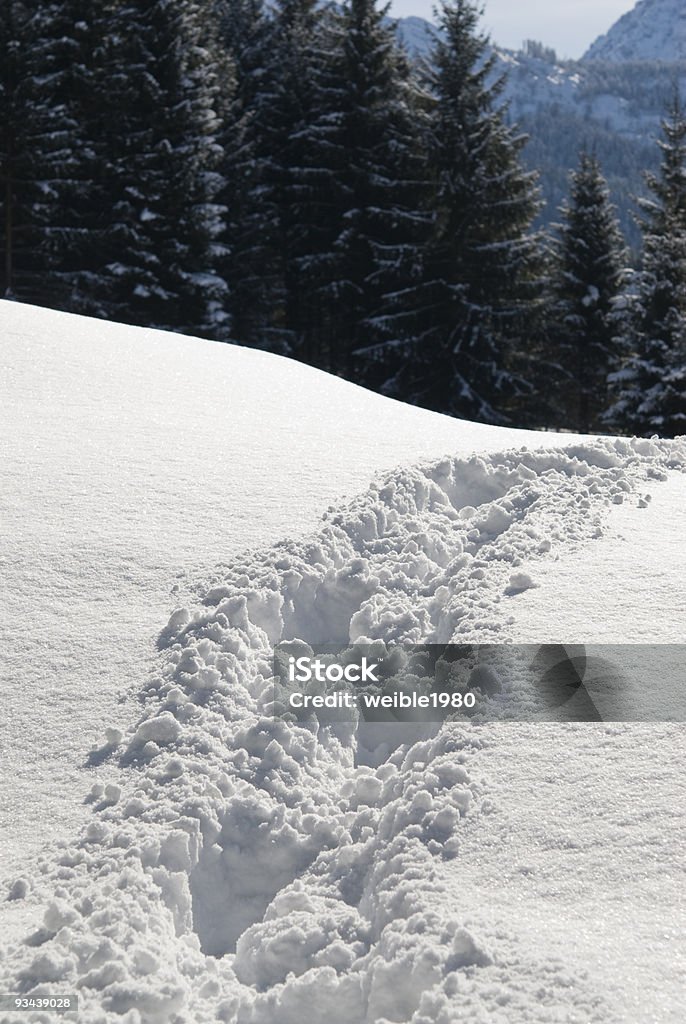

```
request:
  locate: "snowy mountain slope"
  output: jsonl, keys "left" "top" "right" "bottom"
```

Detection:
{"left": 395, "top": 14, "right": 437, "bottom": 57}
{"left": 584, "top": 0, "right": 686, "bottom": 62}
{"left": 1, "top": 303, "right": 685, "bottom": 1021}
{"left": 390, "top": 7, "right": 686, "bottom": 246}
{"left": 499, "top": 0, "right": 686, "bottom": 238}
{"left": 0, "top": 300, "right": 582, "bottom": 880}
{"left": 493, "top": 48, "right": 683, "bottom": 246}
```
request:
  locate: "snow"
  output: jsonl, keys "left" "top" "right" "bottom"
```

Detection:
{"left": 508, "top": 470, "right": 686, "bottom": 642}
{"left": 0, "top": 300, "right": 580, "bottom": 878}
{"left": 1, "top": 301, "right": 685, "bottom": 1022}
{"left": 584, "top": 0, "right": 686, "bottom": 62}
{"left": 427, "top": 475, "right": 686, "bottom": 1022}
{"left": 394, "top": 15, "right": 438, "bottom": 58}
{"left": 434, "top": 720, "right": 686, "bottom": 1023}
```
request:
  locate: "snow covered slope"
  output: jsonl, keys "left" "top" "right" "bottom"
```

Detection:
{"left": 395, "top": 14, "right": 437, "bottom": 57}
{"left": 1, "top": 303, "right": 685, "bottom": 1023}
{"left": 584, "top": 0, "right": 686, "bottom": 62}
{"left": 0, "top": 300, "right": 579, "bottom": 877}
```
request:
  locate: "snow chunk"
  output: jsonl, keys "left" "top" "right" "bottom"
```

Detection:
{"left": 506, "top": 572, "right": 538, "bottom": 595}
{"left": 104, "top": 784, "right": 121, "bottom": 805}
{"left": 448, "top": 927, "right": 493, "bottom": 969}
{"left": 44, "top": 900, "right": 78, "bottom": 933}
{"left": 7, "top": 878, "right": 29, "bottom": 901}
{"left": 129, "top": 712, "right": 181, "bottom": 750}
{"left": 479, "top": 503, "right": 513, "bottom": 535}
{"left": 468, "top": 663, "right": 503, "bottom": 696}
{"left": 105, "top": 727, "right": 123, "bottom": 747}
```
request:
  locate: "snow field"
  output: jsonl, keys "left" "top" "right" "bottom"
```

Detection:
{"left": 435, "top": 721, "right": 686, "bottom": 1023}
{"left": 2, "top": 431, "right": 684, "bottom": 1023}
{"left": 0, "top": 299, "right": 582, "bottom": 875}
{"left": 508, "top": 470, "right": 686, "bottom": 644}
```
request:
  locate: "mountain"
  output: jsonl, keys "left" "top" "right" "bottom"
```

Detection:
{"left": 396, "top": 14, "right": 437, "bottom": 57}
{"left": 493, "top": 47, "right": 686, "bottom": 247}
{"left": 393, "top": 6, "right": 686, "bottom": 247}
{"left": 584, "top": 0, "right": 686, "bottom": 62}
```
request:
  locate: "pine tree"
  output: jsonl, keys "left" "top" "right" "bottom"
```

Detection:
{"left": 277, "top": 2, "right": 353, "bottom": 368}
{"left": 607, "top": 97, "right": 686, "bottom": 438}
{"left": 88, "top": 0, "right": 231, "bottom": 338}
{"left": 324, "top": 0, "right": 430, "bottom": 378}
{"left": 263, "top": 0, "right": 355, "bottom": 363}
{"left": 2, "top": 0, "right": 234, "bottom": 333}
{"left": 1, "top": 0, "right": 31, "bottom": 298}
{"left": 0, "top": 1, "right": 89, "bottom": 305}
{"left": 217, "top": 0, "right": 346, "bottom": 357}
{"left": 549, "top": 152, "right": 626, "bottom": 433}
{"left": 32, "top": 1, "right": 112, "bottom": 315}
{"left": 218, "top": 0, "right": 428, "bottom": 370}
{"left": 373, "top": 0, "right": 541, "bottom": 423}
{"left": 215, "top": 0, "right": 284, "bottom": 349}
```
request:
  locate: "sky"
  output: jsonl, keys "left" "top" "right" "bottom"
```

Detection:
{"left": 390, "top": 0, "right": 638, "bottom": 59}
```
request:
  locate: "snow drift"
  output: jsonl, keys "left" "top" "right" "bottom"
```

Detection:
{"left": 0, "top": 299, "right": 581, "bottom": 876}
{"left": 1, "top": 303, "right": 685, "bottom": 1023}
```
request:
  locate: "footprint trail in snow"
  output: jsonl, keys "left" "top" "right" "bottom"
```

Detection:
{"left": 1, "top": 436, "right": 684, "bottom": 1024}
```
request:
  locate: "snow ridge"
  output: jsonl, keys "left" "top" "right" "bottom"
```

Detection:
{"left": 1, "top": 437, "right": 684, "bottom": 1023}
{"left": 584, "top": 0, "right": 686, "bottom": 62}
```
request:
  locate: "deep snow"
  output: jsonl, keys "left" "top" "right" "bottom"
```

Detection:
{"left": 436, "top": 720, "right": 686, "bottom": 1023}
{"left": 0, "top": 301, "right": 579, "bottom": 877}
{"left": 1, "top": 302, "right": 685, "bottom": 1023}
{"left": 509, "top": 471, "right": 686, "bottom": 643}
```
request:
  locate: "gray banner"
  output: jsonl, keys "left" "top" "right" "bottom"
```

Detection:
{"left": 271, "top": 643, "right": 686, "bottom": 723}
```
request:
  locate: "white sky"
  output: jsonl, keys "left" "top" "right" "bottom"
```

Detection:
{"left": 390, "top": 0, "right": 638, "bottom": 59}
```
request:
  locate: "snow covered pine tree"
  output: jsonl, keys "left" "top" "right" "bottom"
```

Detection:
{"left": 323, "top": 0, "right": 430, "bottom": 378}
{"left": 269, "top": 0, "right": 347, "bottom": 364}
{"left": 88, "top": 0, "right": 231, "bottom": 339}
{"left": 215, "top": 0, "right": 283, "bottom": 351}
{"left": 607, "top": 97, "right": 686, "bottom": 438}
{"left": 372, "top": 0, "right": 542, "bottom": 423}
{"left": 0, "top": 1, "right": 92, "bottom": 306}
{"left": 550, "top": 152, "right": 626, "bottom": 433}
